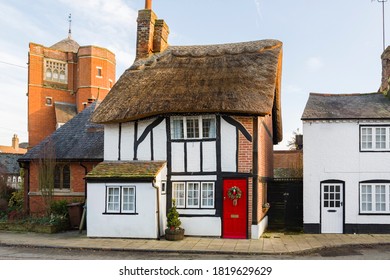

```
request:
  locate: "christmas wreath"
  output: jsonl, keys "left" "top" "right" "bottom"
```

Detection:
{"left": 227, "top": 186, "right": 242, "bottom": 206}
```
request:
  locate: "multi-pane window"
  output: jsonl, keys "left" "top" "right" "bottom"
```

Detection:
{"left": 44, "top": 59, "right": 67, "bottom": 84}
{"left": 106, "top": 185, "right": 136, "bottom": 214}
{"left": 187, "top": 182, "right": 200, "bottom": 207}
{"left": 171, "top": 116, "right": 216, "bottom": 140}
{"left": 360, "top": 126, "right": 390, "bottom": 151}
{"left": 360, "top": 183, "right": 390, "bottom": 214}
{"left": 201, "top": 182, "right": 215, "bottom": 208}
{"left": 172, "top": 182, "right": 186, "bottom": 207}
{"left": 107, "top": 187, "right": 120, "bottom": 212}
{"left": 172, "top": 182, "right": 215, "bottom": 209}
{"left": 54, "top": 164, "right": 70, "bottom": 189}
{"left": 322, "top": 184, "right": 341, "bottom": 208}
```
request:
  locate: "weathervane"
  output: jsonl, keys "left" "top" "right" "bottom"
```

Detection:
{"left": 68, "top": 13, "right": 72, "bottom": 38}
{"left": 373, "top": 0, "right": 388, "bottom": 51}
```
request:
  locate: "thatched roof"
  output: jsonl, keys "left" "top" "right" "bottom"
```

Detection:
{"left": 302, "top": 92, "right": 390, "bottom": 120}
{"left": 91, "top": 39, "right": 283, "bottom": 142}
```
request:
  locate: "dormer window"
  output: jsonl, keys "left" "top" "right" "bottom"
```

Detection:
{"left": 171, "top": 116, "right": 216, "bottom": 140}
{"left": 44, "top": 59, "right": 67, "bottom": 84}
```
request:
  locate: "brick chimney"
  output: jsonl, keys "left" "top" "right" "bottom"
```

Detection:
{"left": 12, "top": 134, "right": 19, "bottom": 151}
{"left": 136, "top": 0, "right": 169, "bottom": 60}
{"left": 380, "top": 46, "right": 390, "bottom": 92}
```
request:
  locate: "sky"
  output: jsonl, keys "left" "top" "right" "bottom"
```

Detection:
{"left": 0, "top": 0, "right": 388, "bottom": 149}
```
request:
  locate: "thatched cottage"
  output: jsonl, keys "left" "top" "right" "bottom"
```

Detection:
{"left": 86, "top": 1, "right": 283, "bottom": 239}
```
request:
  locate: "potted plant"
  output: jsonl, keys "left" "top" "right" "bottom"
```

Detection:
{"left": 165, "top": 199, "right": 184, "bottom": 241}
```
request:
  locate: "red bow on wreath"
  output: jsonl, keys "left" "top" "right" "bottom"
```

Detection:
{"left": 227, "top": 186, "right": 242, "bottom": 206}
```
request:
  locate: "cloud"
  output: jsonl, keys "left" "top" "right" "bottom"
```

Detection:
{"left": 306, "top": 57, "right": 324, "bottom": 72}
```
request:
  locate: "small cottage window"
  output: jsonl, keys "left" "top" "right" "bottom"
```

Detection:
{"left": 201, "top": 182, "right": 215, "bottom": 208}
{"left": 360, "top": 126, "right": 390, "bottom": 151}
{"left": 172, "top": 181, "right": 215, "bottom": 209}
{"left": 171, "top": 116, "right": 216, "bottom": 140}
{"left": 106, "top": 185, "right": 136, "bottom": 214}
{"left": 360, "top": 182, "right": 390, "bottom": 214}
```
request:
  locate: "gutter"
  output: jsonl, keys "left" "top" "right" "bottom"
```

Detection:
{"left": 152, "top": 179, "right": 161, "bottom": 240}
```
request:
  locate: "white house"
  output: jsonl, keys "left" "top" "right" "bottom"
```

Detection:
{"left": 302, "top": 92, "right": 390, "bottom": 233}
{"left": 86, "top": 3, "right": 283, "bottom": 239}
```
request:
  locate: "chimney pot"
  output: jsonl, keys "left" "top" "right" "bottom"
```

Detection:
{"left": 145, "top": 0, "right": 152, "bottom": 10}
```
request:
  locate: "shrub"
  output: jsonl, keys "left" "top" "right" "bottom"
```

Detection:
{"left": 167, "top": 199, "right": 181, "bottom": 230}
{"left": 8, "top": 188, "right": 24, "bottom": 212}
{"left": 50, "top": 200, "right": 69, "bottom": 217}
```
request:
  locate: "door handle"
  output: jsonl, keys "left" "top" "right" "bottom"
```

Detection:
{"left": 327, "top": 210, "right": 336, "bottom": 213}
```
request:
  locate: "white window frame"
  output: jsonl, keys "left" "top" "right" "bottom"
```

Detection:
{"left": 172, "top": 182, "right": 186, "bottom": 208}
{"left": 172, "top": 181, "right": 215, "bottom": 209}
{"left": 360, "top": 126, "right": 390, "bottom": 151}
{"left": 106, "top": 186, "right": 120, "bottom": 213}
{"left": 360, "top": 183, "right": 390, "bottom": 214}
{"left": 171, "top": 116, "right": 216, "bottom": 140}
{"left": 44, "top": 59, "right": 67, "bottom": 84}
{"left": 201, "top": 182, "right": 215, "bottom": 208}
{"left": 106, "top": 185, "right": 136, "bottom": 214}
{"left": 186, "top": 182, "right": 200, "bottom": 208}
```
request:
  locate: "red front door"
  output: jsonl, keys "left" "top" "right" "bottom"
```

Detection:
{"left": 222, "top": 179, "right": 247, "bottom": 239}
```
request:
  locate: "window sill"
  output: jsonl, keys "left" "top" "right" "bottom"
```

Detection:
{"left": 102, "top": 212, "right": 139, "bottom": 215}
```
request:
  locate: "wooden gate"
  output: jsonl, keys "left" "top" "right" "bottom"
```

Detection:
{"left": 267, "top": 179, "right": 303, "bottom": 231}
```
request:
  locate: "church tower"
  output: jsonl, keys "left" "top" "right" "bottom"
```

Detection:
{"left": 27, "top": 16, "right": 116, "bottom": 147}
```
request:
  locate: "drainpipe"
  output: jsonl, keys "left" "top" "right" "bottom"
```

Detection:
{"left": 79, "top": 162, "right": 88, "bottom": 202}
{"left": 152, "top": 179, "right": 161, "bottom": 240}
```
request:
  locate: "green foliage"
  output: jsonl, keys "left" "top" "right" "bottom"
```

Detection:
{"left": 50, "top": 200, "right": 69, "bottom": 217}
{"left": 167, "top": 199, "right": 181, "bottom": 229}
{"left": 8, "top": 188, "right": 24, "bottom": 211}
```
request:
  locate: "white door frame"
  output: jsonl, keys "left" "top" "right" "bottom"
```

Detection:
{"left": 320, "top": 181, "right": 344, "bottom": 233}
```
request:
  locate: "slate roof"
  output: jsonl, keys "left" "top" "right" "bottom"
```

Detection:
{"left": 0, "top": 154, "right": 22, "bottom": 175}
{"left": 19, "top": 102, "right": 104, "bottom": 162}
{"left": 91, "top": 39, "right": 283, "bottom": 143}
{"left": 86, "top": 161, "right": 166, "bottom": 180}
{"left": 301, "top": 93, "right": 390, "bottom": 120}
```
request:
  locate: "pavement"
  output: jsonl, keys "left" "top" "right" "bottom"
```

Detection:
{"left": 1, "top": 230, "right": 390, "bottom": 255}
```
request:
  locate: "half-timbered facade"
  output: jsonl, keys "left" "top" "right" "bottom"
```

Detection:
{"left": 86, "top": 3, "right": 283, "bottom": 239}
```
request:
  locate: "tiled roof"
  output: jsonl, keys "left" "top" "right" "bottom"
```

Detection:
{"left": 19, "top": 102, "right": 103, "bottom": 162}
{"left": 301, "top": 93, "right": 390, "bottom": 120}
{"left": 0, "top": 154, "right": 22, "bottom": 175}
{"left": 86, "top": 161, "right": 166, "bottom": 180}
{"left": 0, "top": 146, "right": 26, "bottom": 154}
{"left": 50, "top": 37, "right": 80, "bottom": 53}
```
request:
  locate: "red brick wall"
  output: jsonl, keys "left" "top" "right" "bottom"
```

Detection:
{"left": 28, "top": 43, "right": 115, "bottom": 147}
{"left": 26, "top": 161, "right": 98, "bottom": 215}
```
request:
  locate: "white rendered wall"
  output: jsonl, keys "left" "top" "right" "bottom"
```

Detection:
{"left": 87, "top": 182, "right": 158, "bottom": 238}
{"left": 136, "top": 119, "right": 153, "bottom": 160}
{"left": 171, "top": 142, "right": 185, "bottom": 172}
{"left": 221, "top": 118, "right": 237, "bottom": 172}
{"left": 180, "top": 217, "right": 221, "bottom": 237}
{"left": 120, "top": 122, "right": 134, "bottom": 160}
{"left": 202, "top": 141, "right": 217, "bottom": 171}
{"left": 153, "top": 119, "right": 167, "bottom": 160}
{"left": 303, "top": 120, "right": 390, "bottom": 227}
{"left": 186, "top": 142, "right": 201, "bottom": 172}
{"left": 104, "top": 124, "right": 119, "bottom": 160}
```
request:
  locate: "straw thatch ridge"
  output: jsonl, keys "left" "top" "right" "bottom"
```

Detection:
{"left": 92, "top": 39, "right": 283, "bottom": 142}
